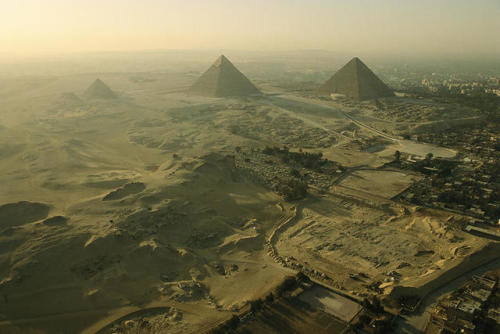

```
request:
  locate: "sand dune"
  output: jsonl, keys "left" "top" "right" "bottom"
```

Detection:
{"left": 102, "top": 183, "right": 146, "bottom": 201}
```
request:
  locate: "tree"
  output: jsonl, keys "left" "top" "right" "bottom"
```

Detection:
{"left": 250, "top": 299, "right": 263, "bottom": 312}
{"left": 290, "top": 168, "right": 301, "bottom": 178}
{"left": 262, "top": 146, "right": 274, "bottom": 155}
{"left": 373, "top": 319, "right": 392, "bottom": 334}
{"left": 359, "top": 314, "right": 371, "bottom": 325}
{"left": 295, "top": 272, "right": 308, "bottom": 282}
{"left": 394, "top": 150, "right": 401, "bottom": 162}
{"left": 274, "top": 276, "right": 298, "bottom": 296}
{"left": 281, "top": 179, "right": 308, "bottom": 201}
{"left": 371, "top": 296, "right": 384, "bottom": 314}
{"left": 362, "top": 296, "right": 384, "bottom": 314}
{"left": 425, "top": 152, "right": 434, "bottom": 161}
{"left": 226, "top": 315, "right": 240, "bottom": 329}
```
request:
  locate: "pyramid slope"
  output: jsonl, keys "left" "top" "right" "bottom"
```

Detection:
{"left": 58, "top": 92, "right": 84, "bottom": 105}
{"left": 84, "top": 79, "right": 117, "bottom": 99}
{"left": 319, "top": 57, "right": 393, "bottom": 100}
{"left": 52, "top": 92, "right": 85, "bottom": 110}
{"left": 190, "top": 55, "right": 260, "bottom": 97}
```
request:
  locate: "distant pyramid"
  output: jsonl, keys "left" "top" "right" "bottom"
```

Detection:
{"left": 57, "top": 92, "right": 84, "bottom": 106}
{"left": 50, "top": 92, "right": 85, "bottom": 113}
{"left": 189, "top": 55, "right": 260, "bottom": 97}
{"left": 84, "top": 79, "right": 116, "bottom": 99}
{"left": 319, "top": 57, "right": 393, "bottom": 100}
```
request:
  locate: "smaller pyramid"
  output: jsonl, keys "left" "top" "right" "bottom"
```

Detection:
{"left": 319, "top": 57, "right": 393, "bottom": 100}
{"left": 84, "top": 79, "right": 116, "bottom": 99}
{"left": 57, "top": 92, "right": 84, "bottom": 105}
{"left": 50, "top": 92, "right": 85, "bottom": 112}
{"left": 189, "top": 55, "right": 260, "bottom": 97}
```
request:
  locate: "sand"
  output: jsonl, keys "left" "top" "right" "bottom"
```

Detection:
{"left": 0, "top": 68, "right": 495, "bottom": 334}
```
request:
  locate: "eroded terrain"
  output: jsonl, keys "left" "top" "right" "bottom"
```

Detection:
{"left": 0, "top": 70, "right": 497, "bottom": 334}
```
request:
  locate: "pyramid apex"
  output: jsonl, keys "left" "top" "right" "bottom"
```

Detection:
{"left": 350, "top": 57, "right": 363, "bottom": 64}
{"left": 215, "top": 55, "right": 231, "bottom": 67}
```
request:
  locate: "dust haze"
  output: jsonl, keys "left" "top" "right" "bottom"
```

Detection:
{"left": 1, "top": 2, "right": 500, "bottom": 334}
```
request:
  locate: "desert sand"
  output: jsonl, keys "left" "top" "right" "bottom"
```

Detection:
{"left": 0, "top": 58, "right": 496, "bottom": 334}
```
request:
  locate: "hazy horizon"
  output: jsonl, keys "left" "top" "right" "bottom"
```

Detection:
{"left": 3, "top": 0, "right": 499, "bottom": 58}
{"left": 1, "top": 2, "right": 499, "bottom": 334}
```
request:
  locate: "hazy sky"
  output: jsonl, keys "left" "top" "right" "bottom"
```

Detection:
{"left": 2, "top": 0, "right": 499, "bottom": 57}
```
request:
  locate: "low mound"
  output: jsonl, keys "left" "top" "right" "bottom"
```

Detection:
{"left": 42, "top": 216, "right": 69, "bottom": 226}
{"left": 1, "top": 227, "right": 201, "bottom": 323}
{"left": 103, "top": 182, "right": 146, "bottom": 201}
{"left": 0, "top": 153, "right": 287, "bottom": 333}
{"left": 83, "top": 179, "right": 129, "bottom": 189}
{"left": 0, "top": 201, "right": 50, "bottom": 227}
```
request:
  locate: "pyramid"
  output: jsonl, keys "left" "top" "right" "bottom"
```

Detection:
{"left": 57, "top": 92, "right": 84, "bottom": 106}
{"left": 84, "top": 79, "right": 117, "bottom": 99}
{"left": 189, "top": 55, "right": 260, "bottom": 97}
{"left": 319, "top": 57, "right": 393, "bottom": 100}
{"left": 50, "top": 92, "right": 85, "bottom": 112}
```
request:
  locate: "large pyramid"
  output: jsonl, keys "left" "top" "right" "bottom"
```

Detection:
{"left": 189, "top": 55, "right": 260, "bottom": 97}
{"left": 319, "top": 57, "right": 393, "bottom": 100}
{"left": 84, "top": 79, "right": 117, "bottom": 99}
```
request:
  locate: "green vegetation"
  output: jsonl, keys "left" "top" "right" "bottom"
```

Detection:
{"left": 446, "top": 93, "right": 499, "bottom": 116}
{"left": 261, "top": 146, "right": 344, "bottom": 201}
{"left": 350, "top": 296, "right": 394, "bottom": 334}
{"left": 403, "top": 89, "right": 500, "bottom": 117}
{"left": 394, "top": 155, "right": 459, "bottom": 177}
{"left": 394, "top": 150, "right": 401, "bottom": 162}
{"left": 276, "top": 179, "right": 308, "bottom": 202}
{"left": 273, "top": 275, "right": 301, "bottom": 297}
{"left": 208, "top": 315, "right": 240, "bottom": 334}
{"left": 362, "top": 296, "right": 384, "bottom": 315}
{"left": 208, "top": 274, "right": 308, "bottom": 334}
{"left": 262, "top": 146, "right": 344, "bottom": 173}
